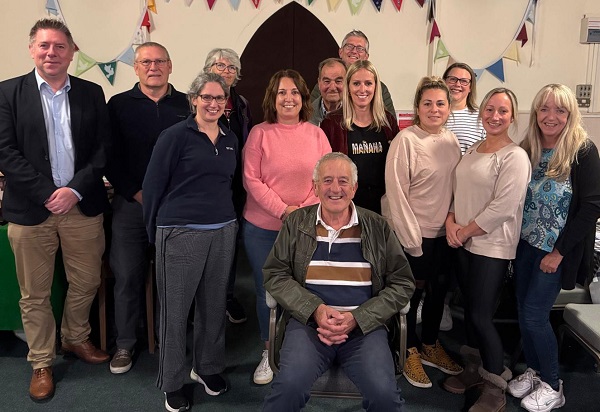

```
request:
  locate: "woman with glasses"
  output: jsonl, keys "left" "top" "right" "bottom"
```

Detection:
{"left": 204, "top": 48, "right": 253, "bottom": 324}
{"left": 320, "top": 60, "right": 398, "bottom": 214}
{"left": 443, "top": 63, "right": 485, "bottom": 155}
{"left": 143, "top": 72, "right": 238, "bottom": 412}
{"left": 383, "top": 76, "right": 463, "bottom": 389}
{"left": 506, "top": 84, "right": 600, "bottom": 412}
{"left": 242, "top": 69, "right": 331, "bottom": 386}
{"left": 446, "top": 88, "right": 531, "bottom": 412}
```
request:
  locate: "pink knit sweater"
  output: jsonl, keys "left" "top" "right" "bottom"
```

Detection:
{"left": 242, "top": 121, "right": 332, "bottom": 231}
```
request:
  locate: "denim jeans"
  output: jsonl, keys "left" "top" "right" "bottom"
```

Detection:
{"left": 263, "top": 318, "right": 404, "bottom": 412}
{"left": 242, "top": 219, "right": 279, "bottom": 342}
{"left": 514, "top": 239, "right": 562, "bottom": 389}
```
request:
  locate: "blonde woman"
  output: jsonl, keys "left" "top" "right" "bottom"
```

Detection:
{"left": 320, "top": 60, "right": 399, "bottom": 214}
{"left": 507, "top": 84, "right": 600, "bottom": 412}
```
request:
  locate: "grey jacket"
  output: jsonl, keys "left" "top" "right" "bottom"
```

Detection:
{"left": 263, "top": 204, "right": 415, "bottom": 335}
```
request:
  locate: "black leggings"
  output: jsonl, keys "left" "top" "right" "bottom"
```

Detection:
{"left": 405, "top": 237, "right": 452, "bottom": 349}
{"left": 455, "top": 247, "right": 508, "bottom": 375}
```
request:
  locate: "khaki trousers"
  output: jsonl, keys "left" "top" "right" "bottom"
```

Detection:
{"left": 8, "top": 207, "right": 105, "bottom": 369}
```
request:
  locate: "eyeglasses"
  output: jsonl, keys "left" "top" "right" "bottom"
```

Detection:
{"left": 212, "top": 63, "right": 238, "bottom": 73}
{"left": 136, "top": 59, "right": 170, "bottom": 67}
{"left": 342, "top": 43, "right": 367, "bottom": 54}
{"left": 445, "top": 76, "right": 471, "bottom": 86}
{"left": 198, "top": 94, "right": 227, "bottom": 104}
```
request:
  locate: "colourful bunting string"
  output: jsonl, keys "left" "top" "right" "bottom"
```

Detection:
{"left": 74, "top": 51, "right": 96, "bottom": 77}
{"left": 98, "top": 61, "right": 118, "bottom": 85}
{"left": 473, "top": 68, "right": 485, "bottom": 80}
{"left": 416, "top": 0, "right": 425, "bottom": 7}
{"left": 429, "top": 20, "right": 440, "bottom": 43}
{"left": 516, "top": 24, "right": 528, "bottom": 47}
{"left": 486, "top": 59, "right": 505, "bottom": 82}
{"left": 371, "top": 0, "right": 382, "bottom": 12}
{"left": 526, "top": 0, "right": 537, "bottom": 24}
{"left": 251, "top": 0, "right": 260, "bottom": 8}
{"left": 228, "top": 0, "right": 241, "bottom": 8}
{"left": 348, "top": 0, "right": 365, "bottom": 15}
{"left": 327, "top": 0, "right": 342, "bottom": 10}
{"left": 434, "top": 39, "right": 448, "bottom": 61}
{"left": 207, "top": 0, "right": 217, "bottom": 9}
{"left": 391, "top": 0, "right": 402, "bottom": 11}
{"left": 148, "top": 0, "right": 157, "bottom": 13}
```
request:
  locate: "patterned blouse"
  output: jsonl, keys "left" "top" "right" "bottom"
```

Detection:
{"left": 521, "top": 149, "right": 573, "bottom": 252}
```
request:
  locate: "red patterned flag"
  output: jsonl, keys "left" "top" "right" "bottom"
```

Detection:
{"left": 141, "top": 11, "right": 151, "bottom": 32}
{"left": 416, "top": 0, "right": 424, "bottom": 7}
{"left": 392, "top": 0, "right": 402, "bottom": 11}
{"left": 429, "top": 20, "right": 440, "bottom": 44}
{"left": 207, "top": 0, "right": 216, "bottom": 8}
{"left": 516, "top": 24, "right": 528, "bottom": 47}
{"left": 251, "top": 0, "right": 260, "bottom": 8}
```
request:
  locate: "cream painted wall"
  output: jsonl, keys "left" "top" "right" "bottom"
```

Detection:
{"left": 2, "top": 0, "right": 600, "bottom": 116}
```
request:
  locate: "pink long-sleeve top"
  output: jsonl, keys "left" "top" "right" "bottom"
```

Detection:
{"left": 242, "top": 121, "right": 332, "bottom": 231}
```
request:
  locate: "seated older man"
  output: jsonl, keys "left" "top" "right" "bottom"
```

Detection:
{"left": 262, "top": 152, "right": 415, "bottom": 412}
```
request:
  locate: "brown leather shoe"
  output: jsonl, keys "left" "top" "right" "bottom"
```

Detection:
{"left": 30, "top": 367, "right": 54, "bottom": 402}
{"left": 62, "top": 338, "right": 110, "bottom": 364}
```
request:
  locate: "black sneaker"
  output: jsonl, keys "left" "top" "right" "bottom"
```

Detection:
{"left": 164, "top": 389, "right": 189, "bottom": 412}
{"left": 190, "top": 369, "right": 228, "bottom": 396}
{"left": 226, "top": 297, "right": 247, "bottom": 324}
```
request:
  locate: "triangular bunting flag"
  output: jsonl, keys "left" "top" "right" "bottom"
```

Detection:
{"left": 99, "top": 61, "right": 118, "bottom": 85}
{"left": 473, "top": 68, "right": 485, "bottom": 80}
{"left": 141, "top": 11, "right": 151, "bottom": 32}
{"left": 415, "top": 0, "right": 425, "bottom": 7}
{"left": 251, "top": 0, "right": 260, "bottom": 8}
{"left": 503, "top": 42, "right": 519, "bottom": 62}
{"left": 428, "top": 0, "right": 436, "bottom": 22}
{"left": 516, "top": 24, "right": 528, "bottom": 47}
{"left": 526, "top": 0, "right": 537, "bottom": 24}
{"left": 46, "top": 0, "right": 59, "bottom": 15}
{"left": 348, "top": 0, "right": 364, "bottom": 14}
{"left": 371, "top": 0, "right": 382, "bottom": 11}
{"left": 327, "top": 0, "right": 342, "bottom": 10}
{"left": 118, "top": 47, "right": 136, "bottom": 67}
{"left": 207, "top": 0, "right": 217, "bottom": 9}
{"left": 74, "top": 43, "right": 79, "bottom": 52}
{"left": 148, "top": 0, "right": 157, "bottom": 13}
{"left": 184, "top": 0, "right": 195, "bottom": 5}
{"left": 133, "top": 27, "right": 146, "bottom": 45}
{"left": 74, "top": 51, "right": 96, "bottom": 77}
{"left": 434, "top": 39, "right": 449, "bottom": 61}
{"left": 486, "top": 59, "right": 505, "bottom": 82}
{"left": 446, "top": 56, "right": 456, "bottom": 68}
{"left": 429, "top": 20, "right": 440, "bottom": 44}
{"left": 308, "top": 0, "right": 315, "bottom": 4}
{"left": 391, "top": 0, "right": 402, "bottom": 11}
{"left": 228, "top": 0, "right": 241, "bottom": 8}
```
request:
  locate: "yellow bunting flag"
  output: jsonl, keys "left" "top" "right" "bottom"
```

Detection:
{"left": 147, "top": 0, "right": 157, "bottom": 13}
{"left": 327, "top": 0, "right": 342, "bottom": 10}
{"left": 503, "top": 42, "right": 520, "bottom": 63}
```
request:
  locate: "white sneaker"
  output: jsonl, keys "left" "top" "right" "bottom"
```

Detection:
{"left": 253, "top": 349, "right": 273, "bottom": 385}
{"left": 508, "top": 368, "right": 540, "bottom": 398}
{"left": 416, "top": 297, "right": 423, "bottom": 324}
{"left": 521, "top": 380, "right": 565, "bottom": 412}
{"left": 439, "top": 304, "right": 453, "bottom": 331}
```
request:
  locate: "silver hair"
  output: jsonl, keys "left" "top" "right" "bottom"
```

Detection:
{"left": 203, "top": 48, "right": 242, "bottom": 86}
{"left": 313, "top": 152, "right": 358, "bottom": 185}
{"left": 134, "top": 42, "right": 171, "bottom": 61}
{"left": 187, "top": 72, "right": 230, "bottom": 114}
{"left": 341, "top": 30, "right": 369, "bottom": 52}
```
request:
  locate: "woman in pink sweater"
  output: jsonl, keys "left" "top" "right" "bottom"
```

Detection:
{"left": 242, "top": 69, "right": 331, "bottom": 386}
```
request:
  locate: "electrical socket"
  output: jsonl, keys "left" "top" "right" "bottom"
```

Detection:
{"left": 576, "top": 84, "right": 592, "bottom": 108}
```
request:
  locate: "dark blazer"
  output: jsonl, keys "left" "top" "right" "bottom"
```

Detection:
{"left": 0, "top": 70, "right": 110, "bottom": 226}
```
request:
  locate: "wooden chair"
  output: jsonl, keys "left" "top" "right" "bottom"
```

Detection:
{"left": 98, "top": 258, "right": 156, "bottom": 354}
{"left": 266, "top": 291, "right": 408, "bottom": 399}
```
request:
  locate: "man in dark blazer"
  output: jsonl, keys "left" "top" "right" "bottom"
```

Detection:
{"left": 0, "top": 18, "right": 110, "bottom": 402}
